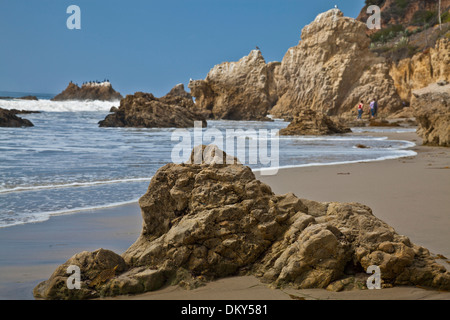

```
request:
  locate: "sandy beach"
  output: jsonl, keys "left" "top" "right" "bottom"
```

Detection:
{"left": 1, "top": 131, "right": 449, "bottom": 300}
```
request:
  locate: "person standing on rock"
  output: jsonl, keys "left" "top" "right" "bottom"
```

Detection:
{"left": 373, "top": 99, "right": 378, "bottom": 118}
{"left": 357, "top": 101, "right": 364, "bottom": 120}
{"left": 369, "top": 99, "right": 376, "bottom": 118}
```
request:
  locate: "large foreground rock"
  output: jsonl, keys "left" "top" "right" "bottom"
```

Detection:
{"left": 34, "top": 146, "right": 450, "bottom": 299}
{"left": 188, "top": 50, "right": 275, "bottom": 121}
{"left": 98, "top": 84, "right": 207, "bottom": 128}
{"left": 412, "top": 83, "right": 450, "bottom": 147}
{"left": 270, "top": 9, "right": 402, "bottom": 120}
{"left": 52, "top": 82, "right": 123, "bottom": 101}
{"left": 279, "top": 109, "right": 351, "bottom": 136}
{"left": 0, "top": 108, "right": 34, "bottom": 127}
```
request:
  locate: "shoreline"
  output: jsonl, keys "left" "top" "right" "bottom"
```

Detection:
{"left": 0, "top": 131, "right": 449, "bottom": 300}
{"left": 0, "top": 129, "right": 417, "bottom": 230}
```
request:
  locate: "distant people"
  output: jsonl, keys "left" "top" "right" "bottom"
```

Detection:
{"left": 357, "top": 101, "right": 364, "bottom": 120}
{"left": 373, "top": 99, "right": 378, "bottom": 118}
{"left": 369, "top": 99, "right": 376, "bottom": 118}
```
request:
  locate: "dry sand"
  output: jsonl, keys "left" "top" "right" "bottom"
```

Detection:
{"left": 0, "top": 131, "right": 449, "bottom": 300}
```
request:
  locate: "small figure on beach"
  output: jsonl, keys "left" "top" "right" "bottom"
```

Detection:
{"left": 373, "top": 99, "right": 378, "bottom": 117}
{"left": 369, "top": 99, "right": 377, "bottom": 118}
{"left": 357, "top": 100, "right": 364, "bottom": 120}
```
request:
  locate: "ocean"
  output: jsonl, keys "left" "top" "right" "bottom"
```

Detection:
{"left": 0, "top": 95, "right": 417, "bottom": 228}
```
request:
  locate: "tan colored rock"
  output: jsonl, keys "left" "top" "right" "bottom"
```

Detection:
{"left": 390, "top": 39, "right": 450, "bottom": 102}
{"left": 270, "top": 9, "right": 402, "bottom": 120}
{"left": 33, "top": 249, "right": 127, "bottom": 300}
{"left": 411, "top": 83, "right": 450, "bottom": 147}
{"left": 279, "top": 109, "right": 351, "bottom": 136}
{"left": 188, "top": 50, "right": 274, "bottom": 121}
{"left": 34, "top": 146, "right": 450, "bottom": 299}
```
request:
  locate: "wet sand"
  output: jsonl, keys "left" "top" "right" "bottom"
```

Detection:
{"left": 0, "top": 203, "right": 142, "bottom": 299}
{"left": 0, "top": 131, "right": 449, "bottom": 300}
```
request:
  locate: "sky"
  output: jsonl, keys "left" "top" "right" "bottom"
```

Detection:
{"left": 0, "top": 0, "right": 365, "bottom": 97}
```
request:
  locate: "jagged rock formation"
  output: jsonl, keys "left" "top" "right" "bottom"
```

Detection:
{"left": 270, "top": 9, "right": 403, "bottom": 120}
{"left": 0, "top": 107, "right": 34, "bottom": 127}
{"left": 412, "top": 83, "right": 450, "bottom": 147}
{"left": 34, "top": 145, "right": 450, "bottom": 300}
{"left": 52, "top": 82, "right": 123, "bottom": 101}
{"left": 390, "top": 38, "right": 450, "bottom": 102}
{"left": 279, "top": 109, "right": 351, "bottom": 136}
{"left": 188, "top": 50, "right": 275, "bottom": 121}
{"left": 98, "top": 84, "right": 207, "bottom": 128}
{"left": 187, "top": 9, "right": 415, "bottom": 121}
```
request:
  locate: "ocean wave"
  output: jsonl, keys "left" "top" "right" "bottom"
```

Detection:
{"left": 266, "top": 136, "right": 389, "bottom": 141}
{"left": 351, "top": 127, "right": 417, "bottom": 134}
{"left": 0, "top": 99, "right": 119, "bottom": 112}
{"left": 254, "top": 149, "right": 418, "bottom": 174}
{"left": 0, "top": 198, "right": 140, "bottom": 228}
{"left": 0, "top": 177, "right": 152, "bottom": 194}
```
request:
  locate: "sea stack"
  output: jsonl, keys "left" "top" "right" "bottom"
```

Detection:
{"left": 98, "top": 84, "right": 207, "bottom": 128}
{"left": 52, "top": 81, "right": 123, "bottom": 101}
{"left": 0, "top": 107, "right": 34, "bottom": 127}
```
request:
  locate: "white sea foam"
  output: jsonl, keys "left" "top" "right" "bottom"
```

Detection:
{"left": 351, "top": 127, "right": 417, "bottom": 134}
{"left": 263, "top": 136, "right": 390, "bottom": 141}
{"left": 0, "top": 99, "right": 119, "bottom": 112}
{"left": 254, "top": 149, "right": 418, "bottom": 174}
{"left": 0, "top": 198, "right": 140, "bottom": 228}
{"left": 0, "top": 177, "right": 152, "bottom": 194}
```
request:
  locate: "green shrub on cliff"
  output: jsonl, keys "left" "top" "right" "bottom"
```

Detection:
{"left": 442, "top": 11, "right": 450, "bottom": 24}
{"left": 412, "top": 10, "right": 438, "bottom": 26}
{"left": 371, "top": 25, "right": 405, "bottom": 43}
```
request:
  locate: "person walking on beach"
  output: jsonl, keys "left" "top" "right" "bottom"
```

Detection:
{"left": 357, "top": 101, "right": 364, "bottom": 120}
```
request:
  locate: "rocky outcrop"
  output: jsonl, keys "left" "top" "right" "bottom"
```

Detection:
{"left": 18, "top": 95, "right": 38, "bottom": 101}
{"left": 34, "top": 145, "right": 450, "bottom": 299}
{"left": 188, "top": 50, "right": 275, "bottom": 121}
{"left": 52, "top": 82, "right": 123, "bottom": 101}
{"left": 33, "top": 249, "right": 127, "bottom": 300}
{"left": 0, "top": 95, "right": 38, "bottom": 100}
{"left": 98, "top": 84, "right": 207, "bottom": 128}
{"left": 279, "top": 109, "right": 351, "bottom": 136}
{"left": 270, "top": 9, "right": 403, "bottom": 120}
{"left": 390, "top": 38, "right": 450, "bottom": 102}
{"left": 412, "top": 83, "right": 450, "bottom": 147}
{"left": 0, "top": 108, "right": 34, "bottom": 127}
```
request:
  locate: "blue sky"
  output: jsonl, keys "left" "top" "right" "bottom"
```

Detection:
{"left": 0, "top": 0, "right": 365, "bottom": 97}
